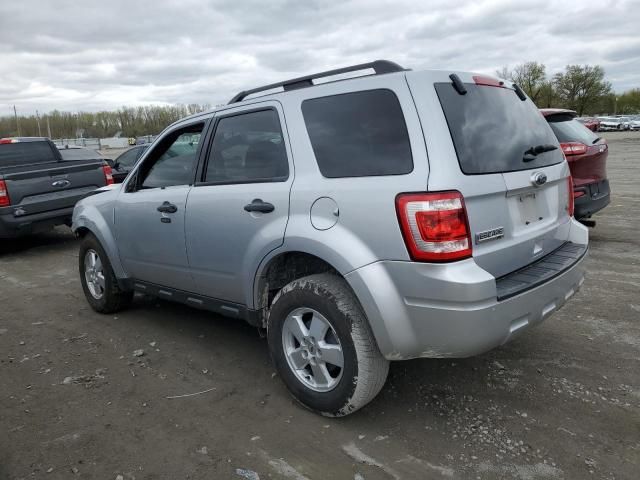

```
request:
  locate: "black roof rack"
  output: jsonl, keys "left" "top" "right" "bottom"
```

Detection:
{"left": 228, "top": 59, "right": 407, "bottom": 104}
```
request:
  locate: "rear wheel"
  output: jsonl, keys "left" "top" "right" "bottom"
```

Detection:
{"left": 79, "top": 233, "right": 133, "bottom": 313}
{"left": 267, "top": 273, "right": 389, "bottom": 416}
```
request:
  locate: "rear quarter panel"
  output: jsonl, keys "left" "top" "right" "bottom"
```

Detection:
{"left": 250, "top": 73, "right": 430, "bottom": 307}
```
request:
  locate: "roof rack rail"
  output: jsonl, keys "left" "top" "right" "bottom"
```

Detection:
{"left": 228, "top": 59, "right": 407, "bottom": 104}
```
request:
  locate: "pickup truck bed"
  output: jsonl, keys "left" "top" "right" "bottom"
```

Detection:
{"left": 0, "top": 138, "right": 110, "bottom": 238}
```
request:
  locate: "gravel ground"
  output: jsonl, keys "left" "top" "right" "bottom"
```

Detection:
{"left": 1, "top": 132, "right": 639, "bottom": 480}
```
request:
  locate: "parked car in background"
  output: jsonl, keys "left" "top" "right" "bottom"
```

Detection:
{"left": 0, "top": 137, "right": 113, "bottom": 238}
{"left": 109, "top": 144, "right": 150, "bottom": 183}
{"left": 541, "top": 109, "right": 610, "bottom": 221}
{"left": 630, "top": 116, "right": 640, "bottom": 130}
{"left": 616, "top": 116, "right": 632, "bottom": 130}
{"left": 597, "top": 117, "right": 623, "bottom": 131}
{"left": 73, "top": 61, "right": 588, "bottom": 416}
{"left": 575, "top": 117, "right": 600, "bottom": 132}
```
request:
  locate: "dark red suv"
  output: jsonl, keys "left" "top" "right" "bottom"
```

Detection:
{"left": 541, "top": 109, "right": 610, "bottom": 220}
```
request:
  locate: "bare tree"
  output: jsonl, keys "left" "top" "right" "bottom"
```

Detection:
{"left": 495, "top": 66, "right": 512, "bottom": 81}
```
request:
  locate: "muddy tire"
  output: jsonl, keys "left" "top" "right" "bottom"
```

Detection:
{"left": 267, "top": 273, "right": 389, "bottom": 416}
{"left": 79, "top": 233, "right": 133, "bottom": 314}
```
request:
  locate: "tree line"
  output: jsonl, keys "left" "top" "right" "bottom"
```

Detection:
{"left": 497, "top": 62, "right": 638, "bottom": 116}
{"left": 0, "top": 104, "right": 210, "bottom": 139}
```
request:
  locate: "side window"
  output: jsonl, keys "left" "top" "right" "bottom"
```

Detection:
{"left": 116, "top": 148, "right": 140, "bottom": 168}
{"left": 302, "top": 89, "right": 413, "bottom": 178}
{"left": 204, "top": 109, "right": 288, "bottom": 184}
{"left": 137, "top": 124, "right": 204, "bottom": 189}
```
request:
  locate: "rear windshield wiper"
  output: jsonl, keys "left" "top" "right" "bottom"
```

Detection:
{"left": 592, "top": 137, "right": 602, "bottom": 144}
{"left": 523, "top": 144, "right": 558, "bottom": 162}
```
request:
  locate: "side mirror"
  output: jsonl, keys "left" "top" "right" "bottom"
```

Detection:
{"left": 113, "top": 161, "right": 120, "bottom": 170}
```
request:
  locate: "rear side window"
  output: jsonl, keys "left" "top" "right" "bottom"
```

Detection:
{"left": 0, "top": 141, "right": 58, "bottom": 167}
{"left": 302, "top": 89, "right": 413, "bottom": 178}
{"left": 204, "top": 109, "right": 288, "bottom": 184}
{"left": 115, "top": 147, "right": 143, "bottom": 168}
{"left": 435, "top": 83, "right": 564, "bottom": 174}
{"left": 547, "top": 116, "right": 600, "bottom": 145}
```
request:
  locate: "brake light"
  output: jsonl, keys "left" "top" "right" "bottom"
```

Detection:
{"left": 396, "top": 191, "right": 472, "bottom": 262}
{"left": 567, "top": 177, "right": 574, "bottom": 217}
{"left": 102, "top": 165, "right": 114, "bottom": 185}
{"left": 0, "top": 138, "right": 19, "bottom": 144}
{"left": 561, "top": 142, "right": 587, "bottom": 156}
{"left": 0, "top": 180, "right": 10, "bottom": 207}
{"left": 473, "top": 75, "right": 505, "bottom": 88}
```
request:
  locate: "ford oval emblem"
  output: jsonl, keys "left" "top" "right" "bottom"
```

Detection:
{"left": 52, "top": 179, "right": 71, "bottom": 188}
{"left": 531, "top": 172, "right": 547, "bottom": 187}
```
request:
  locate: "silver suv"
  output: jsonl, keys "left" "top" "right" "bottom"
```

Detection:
{"left": 73, "top": 60, "right": 588, "bottom": 416}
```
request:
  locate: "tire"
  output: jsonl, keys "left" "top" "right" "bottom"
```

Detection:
{"left": 267, "top": 273, "right": 389, "bottom": 417}
{"left": 79, "top": 233, "right": 133, "bottom": 313}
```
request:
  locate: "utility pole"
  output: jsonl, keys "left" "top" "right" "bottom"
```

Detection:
{"left": 46, "top": 116, "right": 52, "bottom": 138}
{"left": 13, "top": 105, "right": 20, "bottom": 136}
{"left": 36, "top": 110, "right": 42, "bottom": 137}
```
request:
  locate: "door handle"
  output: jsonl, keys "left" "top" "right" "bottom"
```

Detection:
{"left": 244, "top": 199, "right": 275, "bottom": 213}
{"left": 157, "top": 201, "right": 178, "bottom": 214}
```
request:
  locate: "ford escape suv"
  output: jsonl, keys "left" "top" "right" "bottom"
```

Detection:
{"left": 73, "top": 60, "right": 588, "bottom": 416}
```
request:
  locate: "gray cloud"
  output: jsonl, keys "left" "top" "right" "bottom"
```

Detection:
{"left": 1, "top": 0, "right": 639, "bottom": 116}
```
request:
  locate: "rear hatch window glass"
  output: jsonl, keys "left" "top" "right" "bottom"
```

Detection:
{"left": 546, "top": 116, "right": 600, "bottom": 144}
{"left": 435, "top": 83, "right": 564, "bottom": 174}
{"left": 302, "top": 89, "right": 413, "bottom": 178}
{"left": 0, "top": 141, "right": 58, "bottom": 167}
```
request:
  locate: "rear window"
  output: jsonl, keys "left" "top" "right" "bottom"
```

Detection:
{"left": 0, "top": 141, "right": 58, "bottom": 167}
{"left": 547, "top": 116, "right": 600, "bottom": 145}
{"left": 435, "top": 83, "right": 564, "bottom": 175}
{"left": 302, "top": 89, "right": 413, "bottom": 178}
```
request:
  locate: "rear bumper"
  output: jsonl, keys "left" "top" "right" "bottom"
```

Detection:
{"left": 346, "top": 219, "right": 588, "bottom": 360}
{"left": 0, "top": 206, "right": 73, "bottom": 238}
{"left": 574, "top": 179, "right": 610, "bottom": 219}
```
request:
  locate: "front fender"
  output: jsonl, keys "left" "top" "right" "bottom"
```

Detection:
{"left": 72, "top": 203, "right": 128, "bottom": 280}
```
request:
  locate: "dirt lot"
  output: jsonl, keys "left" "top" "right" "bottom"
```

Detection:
{"left": 1, "top": 132, "right": 639, "bottom": 480}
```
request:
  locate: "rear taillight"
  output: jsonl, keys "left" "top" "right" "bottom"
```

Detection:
{"left": 567, "top": 176, "right": 574, "bottom": 217}
{"left": 102, "top": 165, "right": 114, "bottom": 185}
{"left": 0, "top": 180, "right": 10, "bottom": 207}
{"left": 0, "top": 138, "right": 19, "bottom": 144}
{"left": 561, "top": 142, "right": 587, "bottom": 156}
{"left": 396, "top": 191, "right": 472, "bottom": 262}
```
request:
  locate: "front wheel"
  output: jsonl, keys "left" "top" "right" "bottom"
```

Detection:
{"left": 267, "top": 273, "right": 389, "bottom": 416}
{"left": 79, "top": 233, "right": 133, "bottom": 313}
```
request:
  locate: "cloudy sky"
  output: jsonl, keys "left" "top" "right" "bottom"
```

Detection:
{"left": 1, "top": 0, "right": 639, "bottom": 116}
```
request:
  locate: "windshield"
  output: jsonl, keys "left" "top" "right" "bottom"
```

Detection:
{"left": 435, "top": 83, "right": 563, "bottom": 174}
